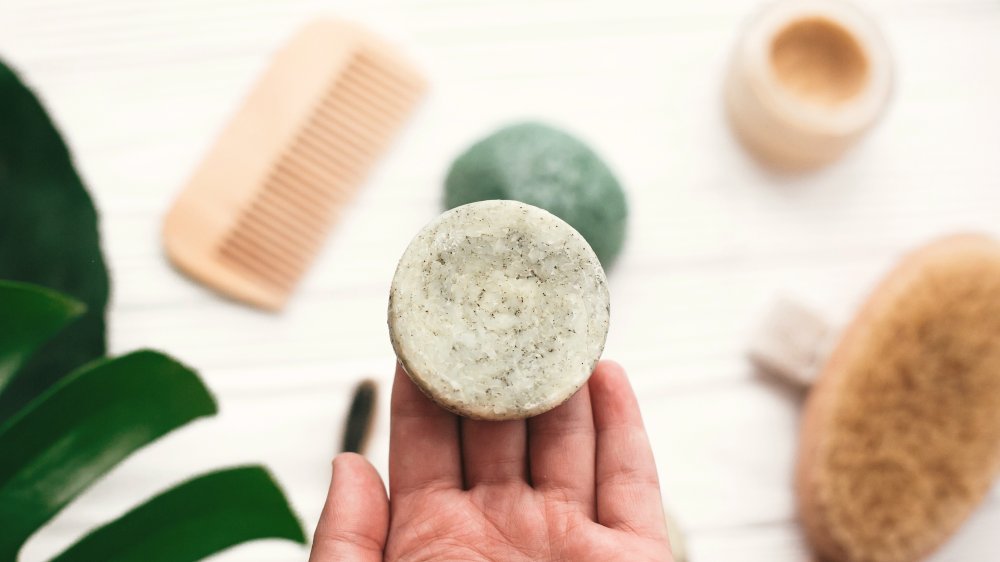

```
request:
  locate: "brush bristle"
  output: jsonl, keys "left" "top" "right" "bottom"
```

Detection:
{"left": 800, "top": 235, "right": 1000, "bottom": 562}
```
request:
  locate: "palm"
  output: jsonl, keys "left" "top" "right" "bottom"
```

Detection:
{"left": 387, "top": 486, "right": 669, "bottom": 561}
{"left": 312, "top": 361, "right": 673, "bottom": 562}
{"left": 389, "top": 485, "right": 551, "bottom": 560}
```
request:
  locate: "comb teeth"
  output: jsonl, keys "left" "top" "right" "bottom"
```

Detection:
{"left": 217, "top": 49, "right": 422, "bottom": 291}
{"left": 163, "top": 19, "right": 426, "bottom": 310}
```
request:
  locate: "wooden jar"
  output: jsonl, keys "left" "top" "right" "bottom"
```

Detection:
{"left": 726, "top": 0, "right": 893, "bottom": 170}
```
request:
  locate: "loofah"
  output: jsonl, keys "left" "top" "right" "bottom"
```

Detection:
{"left": 798, "top": 234, "right": 1000, "bottom": 562}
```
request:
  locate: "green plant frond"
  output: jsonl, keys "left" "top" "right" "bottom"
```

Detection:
{"left": 0, "top": 60, "right": 110, "bottom": 422}
{"left": 52, "top": 466, "right": 306, "bottom": 562}
{"left": 0, "top": 350, "right": 217, "bottom": 559}
{"left": 0, "top": 57, "right": 306, "bottom": 562}
{"left": 0, "top": 281, "right": 85, "bottom": 395}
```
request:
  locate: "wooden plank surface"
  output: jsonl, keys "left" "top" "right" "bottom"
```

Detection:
{"left": 1, "top": 0, "right": 999, "bottom": 560}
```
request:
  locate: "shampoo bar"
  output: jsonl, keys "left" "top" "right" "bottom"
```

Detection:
{"left": 388, "top": 200, "right": 610, "bottom": 420}
{"left": 445, "top": 122, "right": 628, "bottom": 267}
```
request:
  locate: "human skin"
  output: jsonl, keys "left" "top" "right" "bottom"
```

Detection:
{"left": 309, "top": 360, "right": 673, "bottom": 561}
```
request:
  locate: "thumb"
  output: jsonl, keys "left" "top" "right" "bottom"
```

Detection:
{"left": 309, "top": 453, "right": 389, "bottom": 561}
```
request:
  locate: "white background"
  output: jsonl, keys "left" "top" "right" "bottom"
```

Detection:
{"left": 2, "top": 0, "right": 999, "bottom": 560}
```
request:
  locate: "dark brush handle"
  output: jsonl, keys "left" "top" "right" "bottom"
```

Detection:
{"left": 341, "top": 379, "right": 377, "bottom": 454}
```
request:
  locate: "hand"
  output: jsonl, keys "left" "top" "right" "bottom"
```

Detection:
{"left": 310, "top": 360, "right": 673, "bottom": 561}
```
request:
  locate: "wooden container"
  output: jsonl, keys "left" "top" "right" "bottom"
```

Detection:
{"left": 725, "top": 0, "right": 893, "bottom": 170}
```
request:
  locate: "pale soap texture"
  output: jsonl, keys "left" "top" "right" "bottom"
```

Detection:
{"left": 388, "top": 200, "right": 610, "bottom": 419}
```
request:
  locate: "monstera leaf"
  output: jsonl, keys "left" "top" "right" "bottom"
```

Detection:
{"left": 0, "top": 58, "right": 305, "bottom": 560}
{"left": 0, "top": 281, "right": 306, "bottom": 560}
{"left": 0, "top": 60, "right": 110, "bottom": 421}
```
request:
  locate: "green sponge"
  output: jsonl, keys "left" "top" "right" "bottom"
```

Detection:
{"left": 444, "top": 122, "right": 628, "bottom": 267}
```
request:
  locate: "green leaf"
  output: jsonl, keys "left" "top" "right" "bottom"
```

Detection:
{"left": 0, "top": 59, "right": 111, "bottom": 422}
{"left": 0, "top": 350, "right": 217, "bottom": 559}
{"left": 52, "top": 466, "right": 306, "bottom": 562}
{"left": 0, "top": 281, "right": 84, "bottom": 394}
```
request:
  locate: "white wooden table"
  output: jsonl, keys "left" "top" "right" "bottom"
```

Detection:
{"left": 2, "top": 0, "right": 999, "bottom": 560}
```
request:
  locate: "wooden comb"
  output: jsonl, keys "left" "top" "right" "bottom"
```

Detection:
{"left": 163, "top": 19, "right": 426, "bottom": 310}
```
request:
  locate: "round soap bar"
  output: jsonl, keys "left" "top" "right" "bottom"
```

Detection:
{"left": 444, "top": 122, "right": 627, "bottom": 268}
{"left": 388, "top": 200, "right": 610, "bottom": 420}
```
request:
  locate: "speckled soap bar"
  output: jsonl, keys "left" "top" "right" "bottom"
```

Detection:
{"left": 388, "top": 200, "right": 610, "bottom": 420}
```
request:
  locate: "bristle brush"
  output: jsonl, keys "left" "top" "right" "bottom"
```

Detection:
{"left": 752, "top": 234, "right": 1000, "bottom": 562}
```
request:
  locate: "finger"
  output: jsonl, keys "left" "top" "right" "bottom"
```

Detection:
{"left": 309, "top": 453, "right": 388, "bottom": 562}
{"left": 590, "top": 361, "right": 668, "bottom": 539}
{"left": 528, "top": 381, "right": 596, "bottom": 517}
{"left": 462, "top": 418, "right": 528, "bottom": 487}
{"left": 389, "top": 363, "right": 462, "bottom": 497}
